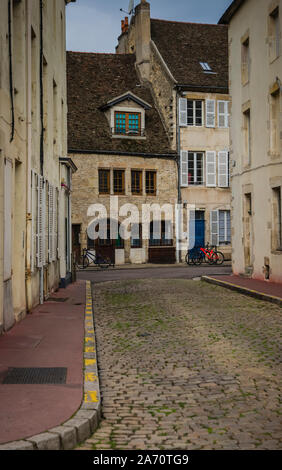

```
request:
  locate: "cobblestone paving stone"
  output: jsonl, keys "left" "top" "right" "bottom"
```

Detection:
{"left": 77, "top": 279, "right": 282, "bottom": 450}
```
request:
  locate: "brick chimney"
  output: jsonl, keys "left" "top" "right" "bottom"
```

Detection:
{"left": 134, "top": 1, "right": 151, "bottom": 82}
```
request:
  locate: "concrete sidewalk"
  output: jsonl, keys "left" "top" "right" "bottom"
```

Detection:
{"left": 202, "top": 274, "right": 282, "bottom": 306}
{"left": 0, "top": 280, "right": 101, "bottom": 450}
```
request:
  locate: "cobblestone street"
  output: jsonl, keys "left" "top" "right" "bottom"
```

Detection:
{"left": 77, "top": 278, "right": 282, "bottom": 450}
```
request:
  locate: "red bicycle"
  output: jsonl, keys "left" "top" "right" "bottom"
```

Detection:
{"left": 200, "top": 244, "right": 224, "bottom": 265}
{"left": 186, "top": 244, "right": 224, "bottom": 265}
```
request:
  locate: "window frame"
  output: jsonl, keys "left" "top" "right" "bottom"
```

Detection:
{"left": 269, "top": 7, "right": 280, "bottom": 62}
{"left": 149, "top": 220, "right": 173, "bottom": 247}
{"left": 98, "top": 168, "right": 111, "bottom": 195}
{"left": 114, "top": 111, "right": 141, "bottom": 136}
{"left": 187, "top": 99, "right": 204, "bottom": 127}
{"left": 241, "top": 36, "right": 250, "bottom": 85}
{"left": 218, "top": 210, "right": 231, "bottom": 245}
{"left": 113, "top": 169, "right": 125, "bottom": 195}
{"left": 145, "top": 170, "right": 157, "bottom": 196}
{"left": 188, "top": 152, "right": 204, "bottom": 186}
{"left": 131, "top": 170, "right": 143, "bottom": 195}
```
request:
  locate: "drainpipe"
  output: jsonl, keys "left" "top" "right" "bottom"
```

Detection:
{"left": 25, "top": 0, "right": 33, "bottom": 311}
{"left": 8, "top": 0, "right": 15, "bottom": 143}
{"left": 39, "top": 0, "right": 44, "bottom": 303}
{"left": 39, "top": 0, "right": 44, "bottom": 176}
{"left": 175, "top": 89, "right": 182, "bottom": 263}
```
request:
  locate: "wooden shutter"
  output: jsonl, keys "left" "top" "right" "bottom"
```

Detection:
{"left": 206, "top": 151, "right": 216, "bottom": 187}
{"left": 48, "top": 184, "right": 56, "bottom": 262}
{"left": 218, "top": 101, "right": 229, "bottom": 128}
{"left": 210, "top": 210, "right": 219, "bottom": 246}
{"left": 218, "top": 151, "right": 229, "bottom": 187}
{"left": 206, "top": 99, "right": 215, "bottom": 127}
{"left": 37, "top": 176, "right": 45, "bottom": 268}
{"left": 31, "top": 170, "right": 37, "bottom": 272}
{"left": 4, "top": 158, "right": 13, "bottom": 281}
{"left": 180, "top": 150, "right": 188, "bottom": 187}
{"left": 53, "top": 187, "right": 58, "bottom": 260}
{"left": 179, "top": 98, "right": 187, "bottom": 126}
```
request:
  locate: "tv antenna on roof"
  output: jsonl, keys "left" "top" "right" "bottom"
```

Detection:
{"left": 120, "top": 0, "right": 134, "bottom": 15}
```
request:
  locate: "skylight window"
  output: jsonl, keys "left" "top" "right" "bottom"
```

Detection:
{"left": 200, "top": 62, "right": 212, "bottom": 71}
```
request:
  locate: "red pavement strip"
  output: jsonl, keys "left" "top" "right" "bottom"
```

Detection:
{"left": 0, "top": 280, "right": 86, "bottom": 445}
{"left": 202, "top": 275, "right": 282, "bottom": 306}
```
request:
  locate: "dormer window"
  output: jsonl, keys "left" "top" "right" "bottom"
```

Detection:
{"left": 100, "top": 91, "right": 151, "bottom": 140}
{"left": 115, "top": 111, "right": 141, "bottom": 135}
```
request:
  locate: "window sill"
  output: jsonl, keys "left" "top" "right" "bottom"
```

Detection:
{"left": 112, "top": 135, "right": 146, "bottom": 140}
{"left": 271, "top": 248, "right": 282, "bottom": 255}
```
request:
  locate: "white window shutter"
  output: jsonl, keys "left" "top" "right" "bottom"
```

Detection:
{"left": 4, "top": 158, "right": 13, "bottom": 281}
{"left": 206, "top": 99, "right": 215, "bottom": 128}
{"left": 55, "top": 187, "right": 59, "bottom": 259}
{"left": 218, "top": 101, "right": 229, "bottom": 128}
{"left": 31, "top": 171, "right": 37, "bottom": 272}
{"left": 210, "top": 210, "right": 219, "bottom": 246}
{"left": 218, "top": 151, "right": 229, "bottom": 187}
{"left": 180, "top": 150, "right": 188, "bottom": 187}
{"left": 48, "top": 184, "right": 54, "bottom": 262}
{"left": 179, "top": 98, "right": 187, "bottom": 126}
{"left": 53, "top": 187, "right": 58, "bottom": 260}
{"left": 206, "top": 151, "right": 216, "bottom": 187}
{"left": 37, "top": 176, "right": 45, "bottom": 268}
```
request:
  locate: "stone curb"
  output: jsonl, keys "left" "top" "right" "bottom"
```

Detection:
{"left": 0, "top": 280, "right": 101, "bottom": 450}
{"left": 201, "top": 275, "right": 282, "bottom": 307}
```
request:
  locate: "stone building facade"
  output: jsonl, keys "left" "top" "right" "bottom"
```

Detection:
{"left": 67, "top": 52, "right": 178, "bottom": 265}
{"left": 116, "top": 1, "right": 231, "bottom": 262}
{"left": 220, "top": 0, "right": 282, "bottom": 283}
{"left": 0, "top": 0, "right": 76, "bottom": 334}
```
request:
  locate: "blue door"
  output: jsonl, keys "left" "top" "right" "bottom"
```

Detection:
{"left": 189, "top": 211, "right": 205, "bottom": 249}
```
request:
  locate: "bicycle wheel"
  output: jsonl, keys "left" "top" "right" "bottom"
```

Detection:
{"left": 212, "top": 251, "right": 225, "bottom": 265}
{"left": 98, "top": 257, "right": 111, "bottom": 269}
{"left": 185, "top": 252, "right": 193, "bottom": 265}
{"left": 82, "top": 254, "right": 89, "bottom": 269}
{"left": 192, "top": 254, "right": 202, "bottom": 265}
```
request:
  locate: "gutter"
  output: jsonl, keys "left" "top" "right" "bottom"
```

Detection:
{"left": 68, "top": 148, "right": 177, "bottom": 160}
{"left": 218, "top": 0, "right": 246, "bottom": 25}
{"left": 175, "top": 84, "right": 229, "bottom": 94}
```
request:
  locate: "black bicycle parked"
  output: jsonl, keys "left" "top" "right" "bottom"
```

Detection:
{"left": 76, "top": 248, "right": 114, "bottom": 269}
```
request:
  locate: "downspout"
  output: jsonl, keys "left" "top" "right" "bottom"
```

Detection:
{"left": 39, "top": 0, "right": 44, "bottom": 176}
{"left": 175, "top": 89, "right": 182, "bottom": 263}
{"left": 39, "top": 0, "right": 44, "bottom": 303}
{"left": 25, "top": 0, "right": 33, "bottom": 311}
{"left": 8, "top": 0, "right": 15, "bottom": 143}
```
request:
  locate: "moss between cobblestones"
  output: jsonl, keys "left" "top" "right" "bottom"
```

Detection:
{"left": 82, "top": 279, "right": 282, "bottom": 451}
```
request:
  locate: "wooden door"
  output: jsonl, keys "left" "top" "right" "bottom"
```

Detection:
{"left": 72, "top": 224, "right": 81, "bottom": 263}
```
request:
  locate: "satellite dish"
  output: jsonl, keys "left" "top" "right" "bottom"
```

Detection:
{"left": 128, "top": 0, "right": 134, "bottom": 14}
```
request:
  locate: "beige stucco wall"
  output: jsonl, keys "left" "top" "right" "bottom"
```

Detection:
{"left": 228, "top": 0, "right": 282, "bottom": 282}
{"left": 0, "top": 0, "right": 72, "bottom": 333}
{"left": 180, "top": 91, "right": 231, "bottom": 260}
{"left": 70, "top": 152, "right": 178, "bottom": 264}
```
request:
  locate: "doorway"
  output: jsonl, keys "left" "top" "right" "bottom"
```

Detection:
{"left": 244, "top": 193, "right": 253, "bottom": 271}
{"left": 190, "top": 210, "right": 205, "bottom": 248}
{"left": 72, "top": 224, "right": 81, "bottom": 263}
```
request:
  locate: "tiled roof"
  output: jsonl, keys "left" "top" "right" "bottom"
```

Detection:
{"left": 66, "top": 52, "right": 174, "bottom": 156}
{"left": 151, "top": 19, "right": 229, "bottom": 92}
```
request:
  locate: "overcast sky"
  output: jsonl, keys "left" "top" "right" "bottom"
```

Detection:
{"left": 66, "top": 0, "right": 233, "bottom": 53}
